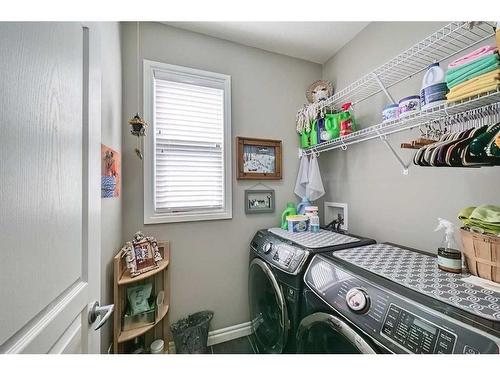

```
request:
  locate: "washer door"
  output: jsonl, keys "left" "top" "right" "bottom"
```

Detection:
{"left": 296, "top": 312, "right": 377, "bottom": 354}
{"left": 248, "top": 258, "right": 288, "bottom": 353}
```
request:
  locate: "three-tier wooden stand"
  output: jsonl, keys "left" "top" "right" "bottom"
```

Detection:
{"left": 113, "top": 241, "right": 171, "bottom": 354}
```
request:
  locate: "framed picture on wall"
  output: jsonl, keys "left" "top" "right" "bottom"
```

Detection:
{"left": 245, "top": 189, "right": 275, "bottom": 214}
{"left": 236, "top": 137, "right": 282, "bottom": 180}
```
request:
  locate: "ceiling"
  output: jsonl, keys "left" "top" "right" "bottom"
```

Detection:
{"left": 162, "top": 22, "right": 369, "bottom": 64}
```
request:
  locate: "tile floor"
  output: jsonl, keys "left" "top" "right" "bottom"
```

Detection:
{"left": 209, "top": 335, "right": 257, "bottom": 354}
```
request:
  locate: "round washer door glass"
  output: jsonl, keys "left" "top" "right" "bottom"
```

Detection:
{"left": 296, "top": 312, "right": 377, "bottom": 354}
{"left": 248, "top": 258, "right": 288, "bottom": 353}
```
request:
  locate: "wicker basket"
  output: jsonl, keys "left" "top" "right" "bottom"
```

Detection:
{"left": 460, "top": 228, "right": 500, "bottom": 282}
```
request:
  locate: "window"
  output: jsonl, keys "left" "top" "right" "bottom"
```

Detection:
{"left": 143, "top": 60, "right": 232, "bottom": 224}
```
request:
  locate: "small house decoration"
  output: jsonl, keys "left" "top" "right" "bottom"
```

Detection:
{"left": 120, "top": 231, "right": 162, "bottom": 277}
{"left": 128, "top": 113, "right": 148, "bottom": 160}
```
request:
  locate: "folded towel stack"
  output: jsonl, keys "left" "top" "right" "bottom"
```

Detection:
{"left": 446, "top": 46, "right": 500, "bottom": 103}
{"left": 458, "top": 205, "right": 500, "bottom": 236}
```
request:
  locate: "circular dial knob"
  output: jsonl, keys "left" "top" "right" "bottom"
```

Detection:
{"left": 263, "top": 242, "right": 273, "bottom": 254}
{"left": 345, "top": 288, "right": 369, "bottom": 312}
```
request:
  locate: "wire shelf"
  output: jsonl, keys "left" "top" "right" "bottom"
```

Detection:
{"left": 304, "top": 21, "right": 496, "bottom": 113}
{"left": 302, "top": 89, "right": 500, "bottom": 156}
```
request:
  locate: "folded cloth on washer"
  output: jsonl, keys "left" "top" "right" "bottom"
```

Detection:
{"left": 448, "top": 45, "right": 498, "bottom": 69}
{"left": 458, "top": 205, "right": 500, "bottom": 235}
{"left": 446, "top": 54, "right": 500, "bottom": 88}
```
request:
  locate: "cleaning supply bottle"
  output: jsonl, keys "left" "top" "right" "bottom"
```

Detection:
{"left": 434, "top": 218, "right": 462, "bottom": 274}
{"left": 323, "top": 113, "right": 341, "bottom": 141}
{"left": 420, "top": 62, "right": 448, "bottom": 110}
{"left": 301, "top": 120, "right": 319, "bottom": 148}
{"left": 296, "top": 197, "right": 312, "bottom": 215}
{"left": 339, "top": 103, "right": 356, "bottom": 136}
{"left": 281, "top": 202, "right": 297, "bottom": 230}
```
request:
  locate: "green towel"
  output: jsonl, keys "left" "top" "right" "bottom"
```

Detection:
{"left": 458, "top": 205, "right": 500, "bottom": 235}
{"left": 446, "top": 54, "right": 500, "bottom": 88}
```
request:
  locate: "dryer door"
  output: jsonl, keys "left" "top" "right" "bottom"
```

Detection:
{"left": 248, "top": 258, "right": 288, "bottom": 353}
{"left": 296, "top": 312, "right": 377, "bottom": 354}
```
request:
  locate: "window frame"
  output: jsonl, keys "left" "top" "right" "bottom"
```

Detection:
{"left": 143, "top": 60, "right": 232, "bottom": 224}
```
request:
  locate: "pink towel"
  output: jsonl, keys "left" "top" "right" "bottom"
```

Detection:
{"left": 448, "top": 45, "right": 498, "bottom": 69}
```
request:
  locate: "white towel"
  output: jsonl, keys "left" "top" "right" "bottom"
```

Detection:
{"left": 306, "top": 154, "right": 325, "bottom": 201}
{"left": 294, "top": 154, "right": 309, "bottom": 199}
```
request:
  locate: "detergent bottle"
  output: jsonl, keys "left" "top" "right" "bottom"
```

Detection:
{"left": 300, "top": 120, "right": 318, "bottom": 149}
{"left": 281, "top": 202, "right": 297, "bottom": 230}
{"left": 420, "top": 62, "right": 448, "bottom": 110}
{"left": 434, "top": 218, "right": 462, "bottom": 274}
{"left": 319, "top": 113, "right": 341, "bottom": 142}
{"left": 296, "top": 197, "right": 312, "bottom": 215}
{"left": 339, "top": 103, "right": 356, "bottom": 136}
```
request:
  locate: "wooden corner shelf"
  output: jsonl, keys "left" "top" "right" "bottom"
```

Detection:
{"left": 113, "top": 241, "right": 171, "bottom": 354}
{"left": 118, "top": 304, "right": 170, "bottom": 343}
{"left": 118, "top": 259, "right": 170, "bottom": 285}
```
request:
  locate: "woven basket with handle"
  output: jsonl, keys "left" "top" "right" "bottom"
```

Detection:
{"left": 460, "top": 228, "right": 500, "bottom": 282}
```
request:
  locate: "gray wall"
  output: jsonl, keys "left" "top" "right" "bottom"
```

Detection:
{"left": 320, "top": 22, "right": 499, "bottom": 253}
{"left": 121, "top": 22, "right": 321, "bottom": 329}
{"left": 99, "top": 22, "right": 122, "bottom": 352}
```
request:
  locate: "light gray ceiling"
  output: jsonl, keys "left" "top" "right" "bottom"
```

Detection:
{"left": 162, "top": 22, "right": 369, "bottom": 64}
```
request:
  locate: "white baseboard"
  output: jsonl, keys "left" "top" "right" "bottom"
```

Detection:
{"left": 207, "top": 321, "right": 252, "bottom": 346}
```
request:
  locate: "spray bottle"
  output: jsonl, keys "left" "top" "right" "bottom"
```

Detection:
{"left": 434, "top": 218, "right": 462, "bottom": 273}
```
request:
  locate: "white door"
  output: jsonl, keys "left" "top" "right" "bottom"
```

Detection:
{"left": 0, "top": 22, "right": 103, "bottom": 353}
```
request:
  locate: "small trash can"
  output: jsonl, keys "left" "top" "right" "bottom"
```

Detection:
{"left": 171, "top": 310, "right": 214, "bottom": 354}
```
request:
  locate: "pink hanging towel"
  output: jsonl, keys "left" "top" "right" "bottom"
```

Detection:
{"left": 448, "top": 45, "right": 498, "bottom": 69}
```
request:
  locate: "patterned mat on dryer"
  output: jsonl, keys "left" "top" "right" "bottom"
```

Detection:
{"left": 332, "top": 243, "right": 500, "bottom": 322}
{"left": 268, "top": 228, "right": 360, "bottom": 249}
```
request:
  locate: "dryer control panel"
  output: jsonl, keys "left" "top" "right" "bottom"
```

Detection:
{"left": 251, "top": 231, "right": 309, "bottom": 275}
{"left": 304, "top": 255, "right": 500, "bottom": 354}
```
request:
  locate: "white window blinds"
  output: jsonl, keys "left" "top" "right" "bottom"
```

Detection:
{"left": 154, "top": 77, "right": 225, "bottom": 212}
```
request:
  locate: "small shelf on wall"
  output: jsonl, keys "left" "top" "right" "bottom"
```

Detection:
{"left": 302, "top": 89, "right": 500, "bottom": 156}
{"left": 118, "top": 304, "right": 170, "bottom": 343}
{"left": 118, "top": 258, "right": 170, "bottom": 285}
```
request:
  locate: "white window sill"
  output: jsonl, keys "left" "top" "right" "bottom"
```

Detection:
{"left": 144, "top": 210, "right": 232, "bottom": 225}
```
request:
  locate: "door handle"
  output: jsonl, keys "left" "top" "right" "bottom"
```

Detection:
{"left": 88, "top": 301, "right": 114, "bottom": 331}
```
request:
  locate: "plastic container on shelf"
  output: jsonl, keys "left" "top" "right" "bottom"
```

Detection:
{"left": 398, "top": 95, "right": 421, "bottom": 117}
{"left": 420, "top": 62, "right": 448, "bottom": 110}
{"left": 300, "top": 121, "right": 318, "bottom": 149}
{"left": 318, "top": 113, "right": 341, "bottom": 142}
{"left": 382, "top": 104, "right": 399, "bottom": 123}
{"left": 339, "top": 102, "right": 356, "bottom": 136}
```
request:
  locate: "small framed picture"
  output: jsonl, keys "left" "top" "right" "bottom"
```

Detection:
{"left": 245, "top": 189, "right": 275, "bottom": 214}
{"left": 133, "top": 239, "right": 158, "bottom": 274}
{"left": 237, "top": 137, "right": 282, "bottom": 180}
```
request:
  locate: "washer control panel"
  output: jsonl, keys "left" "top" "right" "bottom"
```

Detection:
{"left": 381, "top": 304, "right": 456, "bottom": 354}
{"left": 250, "top": 231, "right": 309, "bottom": 274}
